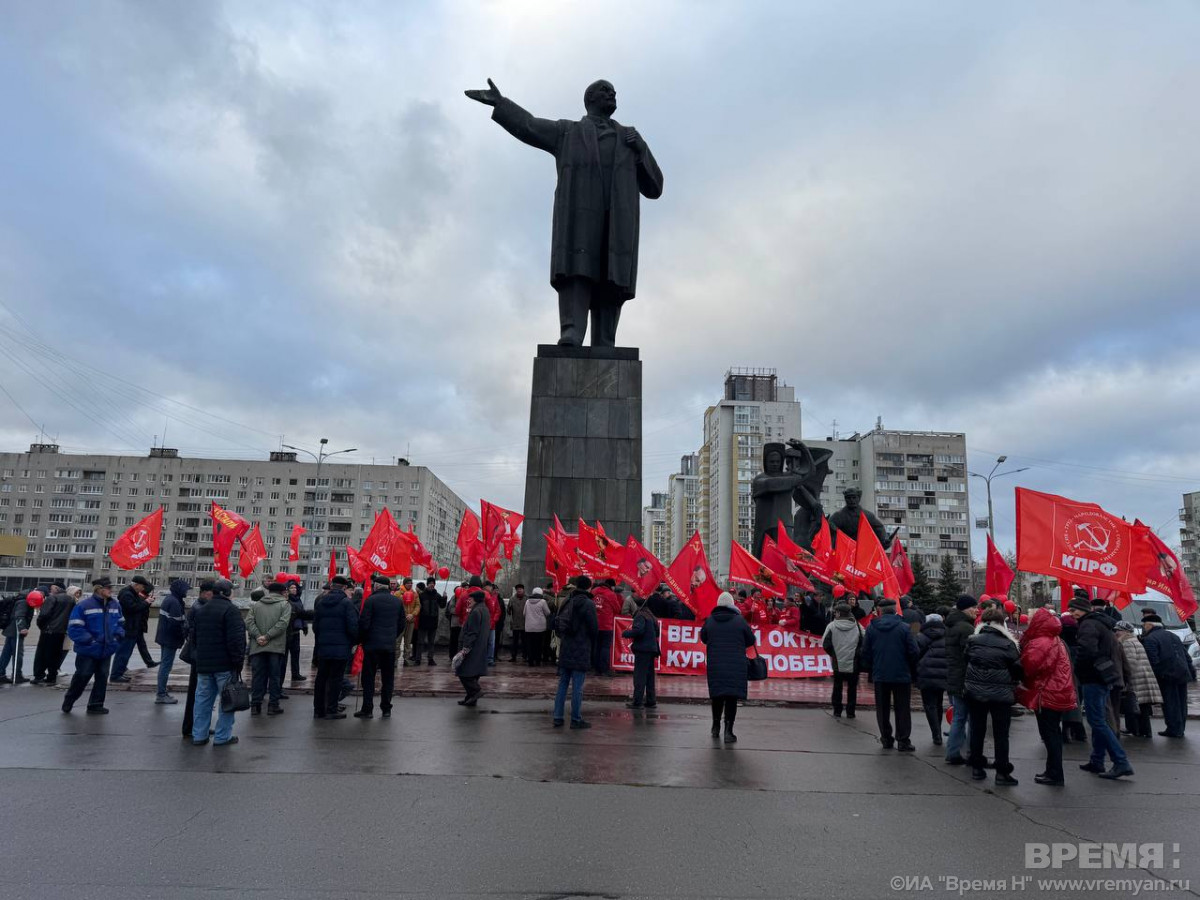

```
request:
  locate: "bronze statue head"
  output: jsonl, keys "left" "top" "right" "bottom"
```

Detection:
{"left": 843, "top": 487, "right": 862, "bottom": 510}
{"left": 584, "top": 80, "right": 617, "bottom": 117}
{"left": 763, "top": 442, "right": 785, "bottom": 475}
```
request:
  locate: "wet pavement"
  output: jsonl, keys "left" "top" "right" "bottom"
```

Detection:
{"left": 1, "top": 676, "right": 1199, "bottom": 899}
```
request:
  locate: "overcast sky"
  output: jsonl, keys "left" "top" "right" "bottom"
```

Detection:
{"left": 1, "top": 1, "right": 1197, "bottom": 559}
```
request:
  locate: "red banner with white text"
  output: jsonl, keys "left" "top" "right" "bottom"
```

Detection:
{"left": 611, "top": 617, "right": 833, "bottom": 678}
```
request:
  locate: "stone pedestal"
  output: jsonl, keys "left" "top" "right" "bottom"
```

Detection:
{"left": 517, "top": 345, "right": 642, "bottom": 591}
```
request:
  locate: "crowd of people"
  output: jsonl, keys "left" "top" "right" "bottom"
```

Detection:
{"left": 837, "top": 588, "right": 1196, "bottom": 787}
{"left": 1, "top": 573, "right": 1194, "bottom": 764}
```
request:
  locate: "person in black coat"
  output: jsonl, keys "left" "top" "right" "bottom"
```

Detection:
{"left": 700, "top": 592, "right": 756, "bottom": 743}
{"left": 417, "top": 577, "right": 446, "bottom": 666}
{"left": 456, "top": 577, "right": 491, "bottom": 707}
{"left": 964, "top": 608, "right": 1023, "bottom": 784}
{"left": 1141, "top": 615, "right": 1196, "bottom": 738}
{"left": 312, "top": 577, "right": 359, "bottom": 720}
{"left": 110, "top": 576, "right": 156, "bottom": 681}
{"left": 357, "top": 574, "right": 403, "bottom": 718}
{"left": 623, "top": 597, "right": 660, "bottom": 709}
{"left": 861, "top": 599, "right": 920, "bottom": 751}
{"left": 553, "top": 577, "right": 599, "bottom": 728}
{"left": 285, "top": 581, "right": 309, "bottom": 683}
{"left": 1066, "top": 596, "right": 1133, "bottom": 778}
{"left": 942, "top": 596, "right": 977, "bottom": 763}
{"left": 915, "top": 613, "right": 948, "bottom": 745}
{"left": 189, "top": 579, "right": 246, "bottom": 747}
{"left": 32, "top": 581, "right": 73, "bottom": 684}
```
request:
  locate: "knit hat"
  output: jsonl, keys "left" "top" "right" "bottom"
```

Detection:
{"left": 267, "top": 582, "right": 287, "bottom": 594}
{"left": 924, "top": 613, "right": 943, "bottom": 624}
{"left": 955, "top": 594, "right": 978, "bottom": 611}
{"left": 717, "top": 591, "right": 736, "bottom": 608}
{"left": 1114, "top": 621, "right": 1135, "bottom": 633}
{"left": 531, "top": 587, "right": 543, "bottom": 597}
{"left": 1067, "top": 595, "right": 1092, "bottom": 613}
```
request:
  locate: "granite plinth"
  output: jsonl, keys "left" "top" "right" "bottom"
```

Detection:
{"left": 518, "top": 346, "right": 641, "bottom": 590}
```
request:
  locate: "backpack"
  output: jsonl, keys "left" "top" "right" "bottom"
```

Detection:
{"left": 554, "top": 596, "right": 576, "bottom": 638}
{"left": 0, "top": 594, "right": 17, "bottom": 631}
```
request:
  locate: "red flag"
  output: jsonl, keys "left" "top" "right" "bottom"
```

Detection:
{"left": 985, "top": 535, "right": 1016, "bottom": 597}
{"left": 729, "top": 540, "right": 786, "bottom": 599}
{"left": 109, "top": 507, "right": 164, "bottom": 570}
{"left": 811, "top": 517, "right": 834, "bottom": 571}
{"left": 1138, "top": 524, "right": 1198, "bottom": 620}
{"left": 288, "top": 524, "right": 306, "bottom": 562}
{"left": 1016, "top": 488, "right": 1157, "bottom": 594}
{"left": 889, "top": 540, "right": 916, "bottom": 596}
{"left": 664, "top": 531, "right": 721, "bottom": 619}
{"left": 620, "top": 535, "right": 667, "bottom": 597}
{"left": 577, "top": 519, "right": 625, "bottom": 576}
{"left": 457, "top": 509, "right": 485, "bottom": 575}
{"left": 545, "top": 530, "right": 573, "bottom": 593}
{"left": 854, "top": 513, "right": 899, "bottom": 599}
{"left": 403, "top": 524, "right": 435, "bottom": 572}
{"left": 346, "top": 545, "right": 371, "bottom": 583}
{"left": 360, "top": 508, "right": 411, "bottom": 576}
{"left": 327, "top": 549, "right": 337, "bottom": 584}
{"left": 775, "top": 521, "right": 830, "bottom": 585}
{"left": 211, "top": 501, "right": 250, "bottom": 578}
{"left": 484, "top": 554, "right": 503, "bottom": 582}
{"left": 832, "top": 531, "right": 866, "bottom": 593}
{"left": 238, "top": 524, "right": 268, "bottom": 579}
{"left": 761, "top": 535, "right": 816, "bottom": 591}
{"left": 481, "top": 500, "right": 525, "bottom": 561}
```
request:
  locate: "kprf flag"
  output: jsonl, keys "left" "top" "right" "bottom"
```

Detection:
{"left": 288, "top": 524, "right": 306, "bottom": 562}
{"left": 1016, "top": 488, "right": 1156, "bottom": 594}
{"left": 578, "top": 519, "right": 624, "bottom": 576}
{"left": 761, "top": 534, "right": 816, "bottom": 591}
{"left": 346, "top": 545, "right": 371, "bottom": 583}
{"left": 481, "top": 500, "right": 524, "bottom": 561}
{"left": 984, "top": 535, "right": 1016, "bottom": 598}
{"left": 729, "top": 540, "right": 786, "bottom": 599}
{"left": 456, "top": 509, "right": 485, "bottom": 576}
{"left": 360, "top": 508, "right": 412, "bottom": 576}
{"left": 109, "top": 507, "right": 164, "bottom": 570}
{"left": 664, "top": 531, "right": 721, "bottom": 618}
{"left": 1138, "top": 523, "right": 1198, "bottom": 620}
{"left": 775, "top": 521, "right": 831, "bottom": 585}
{"left": 620, "top": 535, "right": 667, "bottom": 597}
{"left": 889, "top": 540, "right": 915, "bottom": 596}
{"left": 403, "top": 524, "right": 435, "bottom": 572}
{"left": 832, "top": 531, "right": 866, "bottom": 593}
{"left": 238, "top": 524, "right": 268, "bottom": 579}
{"left": 853, "top": 513, "right": 900, "bottom": 600}
{"left": 211, "top": 501, "right": 250, "bottom": 578}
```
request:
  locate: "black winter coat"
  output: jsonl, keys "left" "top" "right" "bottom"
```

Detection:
{"left": 964, "top": 626, "right": 1023, "bottom": 704}
{"left": 944, "top": 608, "right": 975, "bottom": 694}
{"left": 118, "top": 585, "right": 151, "bottom": 637}
{"left": 556, "top": 590, "right": 599, "bottom": 672}
{"left": 1141, "top": 627, "right": 1196, "bottom": 685}
{"left": 700, "top": 606, "right": 756, "bottom": 699}
{"left": 862, "top": 615, "right": 919, "bottom": 683}
{"left": 622, "top": 606, "right": 661, "bottom": 655}
{"left": 37, "top": 590, "right": 74, "bottom": 635}
{"left": 418, "top": 586, "right": 445, "bottom": 628}
{"left": 1074, "top": 611, "right": 1121, "bottom": 686}
{"left": 458, "top": 597, "right": 491, "bottom": 678}
{"left": 312, "top": 589, "right": 360, "bottom": 661}
{"left": 359, "top": 589, "right": 403, "bottom": 651}
{"left": 915, "top": 620, "right": 948, "bottom": 690}
{"left": 288, "top": 595, "right": 309, "bottom": 634}
{"left": 191, "top": 595, "right": 246, "bottom": 674}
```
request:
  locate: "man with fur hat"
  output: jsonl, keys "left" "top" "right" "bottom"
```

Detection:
{"left": 62, "top": 576, "right": 125, "bottom": 714}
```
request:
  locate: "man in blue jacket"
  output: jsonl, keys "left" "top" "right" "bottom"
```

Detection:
{"left": 861, "top": 598, "right": 920, "bottom": 751}
{"left": 1141, "top": 614, "right": 1196, "bottom": 738}
{"left": 154, "top": 580, "right": 189, "bottom": 704}
{"left": 63, "top": 576, "right": 125, "bottom": 714}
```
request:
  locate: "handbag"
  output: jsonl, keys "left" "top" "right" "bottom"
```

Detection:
{"left": 1119, "top": 688, "right": 1139, "bottom": 717}
{"left": 746, "top": 646, "right": 769, "bottom": 681}
{"left": 220, "top": 676, "right": 251, "bottom": 714}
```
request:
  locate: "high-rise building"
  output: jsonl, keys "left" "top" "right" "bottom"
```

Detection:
{"left": 697, "top": 369, "right": 802, "bottom": 579}
{"left": 807, "top": 429, "right": 971, "bottom": 582}
{"left": 0, "top": 443, "right": 470, "bottom": 594}
{"left": 665, "top": 453, "right": 700, "bottom": 560}
{"left": 1180, "top": 491, "right": 1200, "bottom": 595}
{"left": 641, "top": 492, "right": 669, "bottom": 563}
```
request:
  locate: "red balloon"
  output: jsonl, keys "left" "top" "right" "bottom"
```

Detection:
{"left": 25, "top": 590, "right": 44, "bottom": 609}
{"left": 832, "top": 584, "right": 847, "bottom": 599}
{"left": 1003, "top": 599, "right": 1017, "bottom": 614}
{"left": 437, "top": 566, "right": 450, "bottom": 580}
{"left": 945, "top": 707, "right": 954, "bottom": 724}
{"left": 1018, "top": 613, "right": 1029, "bottom": 625}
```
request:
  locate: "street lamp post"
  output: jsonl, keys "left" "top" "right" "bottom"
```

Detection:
{"left": 283, "top": 439, "right": 357, "bottom": 580}
{"left": 969, "top": 455, "right": 1030, "bottom": 542}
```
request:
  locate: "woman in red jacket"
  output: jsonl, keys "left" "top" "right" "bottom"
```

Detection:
{"left": 1016, "top": 608, "right": 1078, "bottom": 786}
